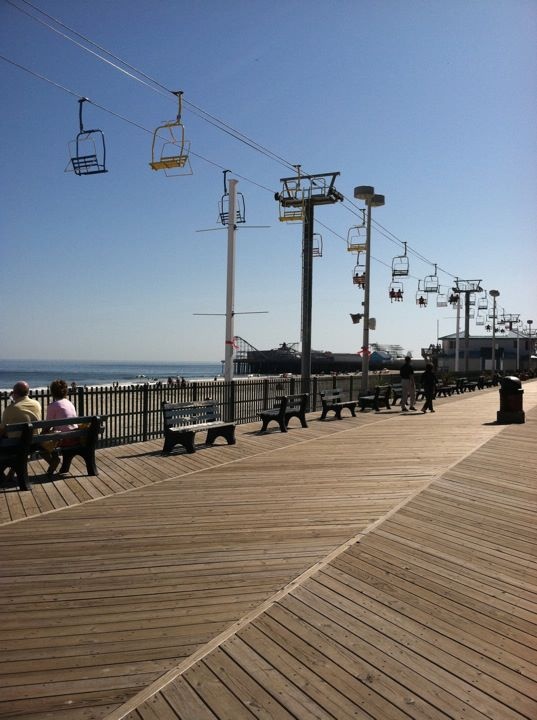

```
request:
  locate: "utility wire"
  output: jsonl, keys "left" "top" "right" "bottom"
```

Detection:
{"left": 0, "top": 54, "right": 276, "bottom": 194}
{"left": 5, "top": 0, "right": 471, "bottom": 281}
{"left": 7, "top": 0, "right": 297, "bottom": 172}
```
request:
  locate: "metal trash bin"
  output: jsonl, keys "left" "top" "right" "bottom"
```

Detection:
{"left": 497, "top": 376, "right": 525, "bottom": 424}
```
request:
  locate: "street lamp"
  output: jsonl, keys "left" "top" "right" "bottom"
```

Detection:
{"left": 528, "top": 320, "right": 534, "bottom": 367}
{"left": 489, "top": 289, "right": 500, "bottom": 374}
{"left": 353, "top": 186, "right": 385, "bottom": 393}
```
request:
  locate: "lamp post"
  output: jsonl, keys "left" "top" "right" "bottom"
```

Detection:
{"left": 489, "top": 289, "right": 500, "bottom": 374}
{"left": 353, "top": 186, "right": 385, "bottom": 393}
{"left": 528, "top": 320, "right": 534, "bottom": 369}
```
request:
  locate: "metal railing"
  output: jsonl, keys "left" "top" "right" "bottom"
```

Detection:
{"left": 0, "top": 375, "right": 374, "bottom": 448}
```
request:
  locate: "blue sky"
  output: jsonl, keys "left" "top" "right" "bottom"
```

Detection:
{"left": 1, "top": 0, "right": 536, "bottom": 362}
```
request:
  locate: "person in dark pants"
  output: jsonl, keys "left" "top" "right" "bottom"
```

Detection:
{"left": 400, "top": 356, "right": 416, "bottom": 411}
{"left": 421, "top": 363, "right": 438, "bottom": 413}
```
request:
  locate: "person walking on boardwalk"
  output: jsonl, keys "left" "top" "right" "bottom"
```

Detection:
{"left": 400, "top": 356, "right": 416, "bottom": 411}
{"left": 421, "top": 363, "right": 437, "bottom": 413}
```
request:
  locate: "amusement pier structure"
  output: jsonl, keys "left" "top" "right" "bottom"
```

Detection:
{"left": 232, "top": 337, "right": 426, "bottom": 376}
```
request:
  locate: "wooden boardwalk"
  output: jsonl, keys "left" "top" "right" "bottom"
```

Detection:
{"left": 1, "top": 383, "right": 536, "bottom": 719}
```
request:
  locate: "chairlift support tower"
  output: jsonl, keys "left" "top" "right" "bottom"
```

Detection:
{"left": 275, "top": 171, "right": 343, "bottom": 382}
{"left": 453, "top": 279, "right": 483, "bottom": 373}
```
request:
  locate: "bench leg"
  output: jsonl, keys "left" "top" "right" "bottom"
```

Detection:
{"left": 206, "top": 426, "right": 236, "bottom": 446}
{"left": 162, "top": 431, "right": 196, "bottom": 454}
{"left": 1, "top": 460, "right": 30, "bottom": 491}
{"left": 259, "top": 417, "right": 277, "bottom": 433}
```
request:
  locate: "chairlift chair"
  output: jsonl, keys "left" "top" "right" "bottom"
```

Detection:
{"left": 436, "top": 289, "right": 448, "bottom": 307}
{"left": 388, "top": 280, "right": 404, "bottom": 302}
{"left": 68, "top": 98, "right": 107, "bottom": 176}
{"left": 423, "top": 264, "right": 439, "bottom": 293}
{"left": 415, "top": 281, "right": 428, "bottom": 307}
{"left": 218, "top": 170, "right": 246, "bottom": 225}
{"left": 391, "top": 241, "right": 409, "bottom": 277}
{"left": 352, "top": 260, "right": 366, "bottom": 288}
{"left": 478, "top": 291, "right": 488, "bottom": 311}
{"left": 346, "top": 222, "right": 366, "bottom": 253}
{"left": 449, "top": 292, "right": 460, "bottom": 307}
{"left": 475, "top": 313, "right": 485, "bottom": 326}
{"left": 277, "top": 165, "right": 308, "bottom": 222}
{"left": 312, "top": 233, "right": 323, "bottom": 257}
{"left": 150, "top": 91, "right": 192, "bottom": 176}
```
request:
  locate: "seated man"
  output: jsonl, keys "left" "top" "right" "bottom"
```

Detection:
{"left": 0, "top": 381, "right": 42, "bottom": 434}
{"left": 0, "top": 381, "right": 42, "bottom": 484}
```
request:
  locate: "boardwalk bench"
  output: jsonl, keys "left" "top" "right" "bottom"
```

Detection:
{"left": 457, "top": 377, "right": 478, "bottom": 393}
{"left": 0, "top": 416, "right": 104, "bottom": 490}
{"left": 319, "top": 388, "right": 357, "bottom": 420}
{"left": 358, "top": 386, "right": 392, "bottom": 412}
{"left": 162, "top": 401, "right": 236, "bottom": 454}
{"left": 436, "top": 382, "right": 457, "bottom": 397}
{"left": 259, "top": 394, "right": 308, "bottom": 433}
{"left": 0, "top": 423, "right": 33, "bottom": 491}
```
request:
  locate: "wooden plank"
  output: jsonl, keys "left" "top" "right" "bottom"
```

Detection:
{"left": 0, "top": 387, "right": 536, "bottom": 720}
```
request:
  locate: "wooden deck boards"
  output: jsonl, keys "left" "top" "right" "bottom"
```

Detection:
{"left": 0, "top": 383, "right": 535, "bottom": 719}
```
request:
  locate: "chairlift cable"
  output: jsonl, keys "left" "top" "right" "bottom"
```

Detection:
{"left": 7, "top": 0, "right": 296, "bottom": 171}
{"left": 3, "top": 4, "right": 482, "bottom": 287}
{"left": 5, "top": 0, "right": 170, "bottom": 99}
{"left": 0, "top": 54, "right": 277, "bottom": 194}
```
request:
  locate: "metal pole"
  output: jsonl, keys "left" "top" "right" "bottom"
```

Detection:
{"left": 301, "top": 200, "right": 314, "bottom": 383}
{"left": 464, "top": 292, "right": 470, "bottom": 373}
{"left": 224, "top": 179, "right": 237, "bottom": 383}
{"left": 361, "top": 200, "right": 372, "bottom": 393}
{"left": 454, "top": 294, "right": 461, "bottom": 372}
{"left": 516, "top": 324, "right": 520, "bottom": 371}
{"left": 491, "top": 295, "right": 497, "bottom": 374}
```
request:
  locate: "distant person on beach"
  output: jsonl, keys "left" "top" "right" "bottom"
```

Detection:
{"left": 0, "top": 381, "right": 42, "bottom": 435}
{"left": 399, "top": 356, "right": 416, "bottom": 411}
{"left": 420, "top": 363, "right": 437, "bottom": 413}
{"left": 41, "top": 379, "right": 78, "bottom": 475}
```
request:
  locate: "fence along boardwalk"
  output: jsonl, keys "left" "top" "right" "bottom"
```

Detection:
{"left": 0, "top": 383, "right": 535, "bottom": 719}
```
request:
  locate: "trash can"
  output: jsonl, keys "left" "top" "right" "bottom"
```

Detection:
{"left": 497, "top": 376, "right": 525, "bottom": 424}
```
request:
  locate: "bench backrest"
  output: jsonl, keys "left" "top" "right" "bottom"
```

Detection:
{"left": 163, "top": 401, "right": 220, "bottom": 427}
{"left": 284, "top": 393, "right": 308, "bottom": 412}
{"left": 30, "top": 416, "right": 104, "bottom": 446}
{"left": 320, "top": 388, "right": 343, "bottom": 403}
{"left": 3, "top": 416, "right": 103, "bottom": 447}
{"left": 0, "top": 422, "right": 33, "bottom": 453}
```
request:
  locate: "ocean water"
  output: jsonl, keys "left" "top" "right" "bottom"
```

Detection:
{"left": 0, "top": 360, "right": 223, "bottom": 391}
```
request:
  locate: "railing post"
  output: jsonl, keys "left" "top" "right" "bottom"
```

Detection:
{"left": 263, "top": 378, "right": 269, "bottom": 410}
{"left": 142, "top": 384, "right": 149, "bottom": 441}
{"left": 312, "top": 376, "right": 318, "bottom": 411}
{"left": 349, "top": 375, "right": 354, "bottom": 401}
{"left": 224, "top": 380, "right": 235, "bottom": 423}
{"left": 77, "top": 386, "right": 85, "bottom": 416}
